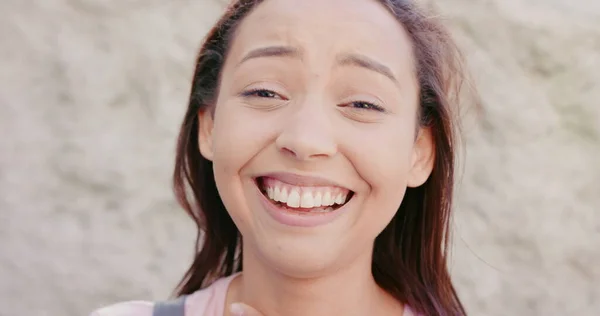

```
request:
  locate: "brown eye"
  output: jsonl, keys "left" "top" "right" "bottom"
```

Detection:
{"left": 242, "top": 89, "right": 280, "bottom": 99}
{"left": 342, "top": 101, "right": 386, "bottom": 112}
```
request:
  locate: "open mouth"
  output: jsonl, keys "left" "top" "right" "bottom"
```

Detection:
{"left": 256, "top": 176, "right": 354, "bottom": 213}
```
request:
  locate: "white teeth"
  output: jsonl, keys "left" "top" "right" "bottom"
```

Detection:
{"left": 313, "top": 192, "right": 322, "bottom": 207}
{"left": 300, "top": 191, "right": 315, "bottom": 208}
{"left": 335, "top": 193, "right": 345, "bottom": 204}
{"left": 280, "top": 187, "right": 289, "bottom": 203}
{"left": 286, "top": 189, "right": 301, "bottom": 208}
{"left": 323, "top": 192, "right": 333, "bottom": 206}
{"left": 263, "top": 181, "right": 350, "bottom": 209}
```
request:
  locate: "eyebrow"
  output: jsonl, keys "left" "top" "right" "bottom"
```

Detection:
{"left": 239, "top": 45, "right": 398, "bottom": 85}
{"left": 239, "top": 46, "right": 301, "bottom": 64}
{"left": 337, "top": 53, "right": 398, "bottom": 84}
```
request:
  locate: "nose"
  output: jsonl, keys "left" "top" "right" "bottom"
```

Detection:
{"left": 275, "top": 102, "right": 337, "bottom": 161}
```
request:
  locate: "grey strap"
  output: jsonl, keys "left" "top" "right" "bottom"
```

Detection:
{"left": 152, "top": 296, "right": 187, "bottom": 316}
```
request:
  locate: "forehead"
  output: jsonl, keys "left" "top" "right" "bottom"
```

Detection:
{"left": 229, "top": 0, "right": 416, "bottom": 76}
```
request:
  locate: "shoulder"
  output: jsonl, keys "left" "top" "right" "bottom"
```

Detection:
{"left": 89, "top": 274, "right": 239, "bottom": 316}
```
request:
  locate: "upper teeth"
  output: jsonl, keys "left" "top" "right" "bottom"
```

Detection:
{"left": 263, "top": 178, "right": 349, "bottom": 209}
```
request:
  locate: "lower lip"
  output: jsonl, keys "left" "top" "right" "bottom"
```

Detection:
{"left": 256, "top": 185, "right": 350, "bottom": 228}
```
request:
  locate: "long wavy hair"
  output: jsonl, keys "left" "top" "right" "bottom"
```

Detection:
{"left": 172, "top": 0, "right": 477, "bottom": 315}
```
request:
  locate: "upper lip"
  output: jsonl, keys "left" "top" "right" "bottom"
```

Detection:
{"left": 256, "top": 172, "right": 351, "bottom": 190}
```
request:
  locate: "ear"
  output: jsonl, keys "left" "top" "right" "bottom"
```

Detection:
{"left": 197, "top": 108, "right": 215, "bottom": 161}
{"left": 407, "top": 127, "right": 435, "bottom": 188}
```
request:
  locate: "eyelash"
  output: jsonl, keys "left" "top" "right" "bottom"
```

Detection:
{"left": 345, "top": 101, "right": 386, "bottom": 112}
{"left": 240, "top": 88, "right": 283, "bottom": 99}
{"left": 241, "top": 88, "right": 385, "bottom": 112}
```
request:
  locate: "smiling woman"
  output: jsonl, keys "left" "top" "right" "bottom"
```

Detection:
{"left": 90, "top": 0, "right": 478, "bottom": 315}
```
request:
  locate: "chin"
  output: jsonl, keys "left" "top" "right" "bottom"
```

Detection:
{"left": 251, "top": 235, "right": 347, "bottom": 278}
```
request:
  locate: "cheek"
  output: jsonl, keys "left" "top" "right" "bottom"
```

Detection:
{"left": 347, "top": 122, "right": 415, "bottom": 207}
{"left": 346, "top": 128, "right": 414, "bottom": 239}
{"left": 209, "top": 103, "right": 276, "bottom": 226}
{"left": 211, "top": 103, "right": 271, "bottom": 174}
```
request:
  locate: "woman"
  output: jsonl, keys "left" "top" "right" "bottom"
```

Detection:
{"left": 92, "top": 0, "right": 478, "bottom": 315}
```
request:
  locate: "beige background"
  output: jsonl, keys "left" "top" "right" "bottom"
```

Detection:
{"left": 1, "top": 0, "right": 598, "bottom": 315}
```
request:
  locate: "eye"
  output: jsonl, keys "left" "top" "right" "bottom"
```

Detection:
{"left": 345, "top": 101, "right": 386, "bottom": 112}
{"left": 241, "top": 88, "right": 282, "bottom": 99}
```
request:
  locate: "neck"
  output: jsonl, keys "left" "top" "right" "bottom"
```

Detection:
{"left": 228, "top": 246, "right": 403, "bottom": 316}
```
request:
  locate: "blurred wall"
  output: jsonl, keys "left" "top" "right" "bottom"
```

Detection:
{"left": 1, "top": 0, "right": 598, "bottom": 315}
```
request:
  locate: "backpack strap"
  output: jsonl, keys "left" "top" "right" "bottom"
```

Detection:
{"left": 152, "top": 296, "right": 187, "bottom": 316}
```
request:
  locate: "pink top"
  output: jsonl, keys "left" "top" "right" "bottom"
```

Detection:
{"left": 90, "top": 274, "right": 237, "bottom": 316}
{"left": 91, "top": 273, "right": 416, "bottom": 316}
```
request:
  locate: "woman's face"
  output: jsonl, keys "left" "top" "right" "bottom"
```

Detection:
{"left": 199, "top": 0, "right": 434, "bottom": 277}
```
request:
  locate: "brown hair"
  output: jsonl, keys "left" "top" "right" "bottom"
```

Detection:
{"left": 173, "top": 0, "right": 476, "bottom": 315}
